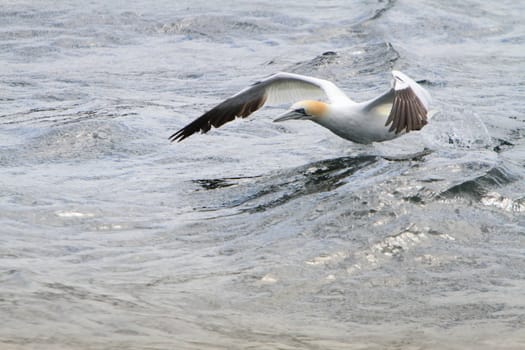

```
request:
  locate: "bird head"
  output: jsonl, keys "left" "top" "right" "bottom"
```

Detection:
{"left": 273, "top": 100, "right": 328, "bottom": 122}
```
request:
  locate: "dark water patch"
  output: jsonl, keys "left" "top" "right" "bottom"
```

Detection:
{"left": 290, "top": 42, "right": 399, "bottom": 79}
{"left": 291, "top": 51, "right": 339, "bottom": 70}
{"left": 493, "top": 139, "right": 514, "bottom": 153}
{"left": 1, "top": 109, "right": 96, "bottom": 128}
{"left": 439, "top": 164, "right": 518, "bottom": 200}
{"left": 367, "top": 0, "right": 398, "bottom": 22}
{"left": 193, "top": 175, "right": 262, "bottom": 191}
{"left": 0, "top": 100, "right": 143, "bottom": 129}
{"left": 191, "top": 155, "right": 379, "bottom": 214}
{"left": 381, "top": 148, "right": 433, "bottom": 162}
{"left": 415, "top": 79, "right": 447, "bottom": 87}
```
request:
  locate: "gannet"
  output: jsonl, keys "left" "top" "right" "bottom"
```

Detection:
{"left": 169, "top": 70, "right": 431, "bottom": 144}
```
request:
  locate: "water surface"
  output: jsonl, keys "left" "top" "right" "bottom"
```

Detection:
{"left": 1, "top": 0, "right": 524, "bottom": 349}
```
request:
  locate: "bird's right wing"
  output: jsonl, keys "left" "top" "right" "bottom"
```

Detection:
{"left": 365, "top": 71, "right": 430, "bottom": 134}
{"left": 169, "top": 72, "right": 349, "bottom": 142}
{"left": 384, "top": 71, "right": 429, "bottom": 134}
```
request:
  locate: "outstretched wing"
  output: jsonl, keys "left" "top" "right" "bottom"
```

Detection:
{"left": 384, "top": 70, "right": 430, "bottom": 134}
{"left": 169, "top": 72, "right": 349, "bottom": 142}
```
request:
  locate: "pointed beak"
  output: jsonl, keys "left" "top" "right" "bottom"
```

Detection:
{"left": 273, "top": 110, "right": 310, "bottom": 123}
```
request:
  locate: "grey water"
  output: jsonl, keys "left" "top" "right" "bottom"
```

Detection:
{"left": 1, "top": 0, "right": 524, "bottom": 349}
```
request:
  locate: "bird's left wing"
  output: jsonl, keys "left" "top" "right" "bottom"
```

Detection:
{"left": 169, "top": 72, "right": 349, "bottom": 142}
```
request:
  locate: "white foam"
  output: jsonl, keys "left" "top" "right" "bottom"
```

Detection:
{"left": 55, "top": 211, "right": 95, "bottom": 218}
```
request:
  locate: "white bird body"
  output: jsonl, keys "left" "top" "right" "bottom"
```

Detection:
{"left": 169, "top": 70, "right": 431, "bottom": 144}
{"left": 313, "top": 102, "right": 396, "bottom": 144}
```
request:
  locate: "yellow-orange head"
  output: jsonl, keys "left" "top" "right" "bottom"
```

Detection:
{"left": 273, "top": 100, "right": 329, "bottom": 123}
{"left": 291, "top": 100, "right": 328, "bottom": 118}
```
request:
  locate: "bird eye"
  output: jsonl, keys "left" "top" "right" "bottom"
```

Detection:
{"left": 295, "top": 108, "right": 307, "bottom": 115}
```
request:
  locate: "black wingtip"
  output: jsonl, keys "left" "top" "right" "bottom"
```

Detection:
{"left": 168, "top": 132, "right": 179, "bottom": 143}
{"left": 168, "top": 117, "right": 207, "bottom": 143}
{"left": 168, "top": 128, "right": 189, "bottom": 143}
